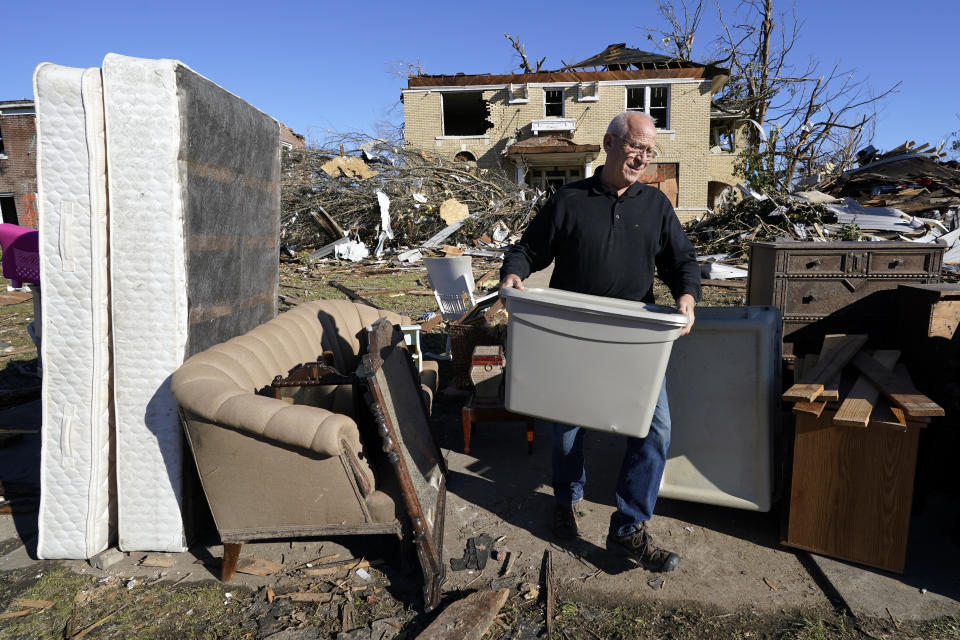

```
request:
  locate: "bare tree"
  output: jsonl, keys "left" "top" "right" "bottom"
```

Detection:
{"left": 647, "top": 0, "right": 899, "bottom": 191}
{"left": 385, "top": 58, "right": 427, "bottom": 79}
{"left": 505, "top": 34, "right": 545, "bottom": 73}
{"left": 643, "top": 0, "right": 705, "bottom": 61}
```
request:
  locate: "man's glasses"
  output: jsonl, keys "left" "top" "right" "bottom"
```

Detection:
{"left": 612, "top": 134, "right": 660, "bottom": 159}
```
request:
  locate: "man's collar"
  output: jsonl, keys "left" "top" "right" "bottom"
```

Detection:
{"left": 590, "top": 167, "right": 645, "bottom": 198}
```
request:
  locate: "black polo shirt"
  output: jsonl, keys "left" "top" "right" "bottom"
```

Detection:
{"left": 501, "top": 169, "right": 701, "bottom": 304}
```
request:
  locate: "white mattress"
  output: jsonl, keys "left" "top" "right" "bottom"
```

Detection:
{"left": 34, "top": 64, "right": 113, "bottom": 559}
{"left": 102, "top": 53, "right": 280, "bottom": 552}
{"left": 102, "top": 54, "right": 190, "bottom": 552}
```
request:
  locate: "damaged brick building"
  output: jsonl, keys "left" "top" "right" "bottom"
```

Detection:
{"left": 402, "top": 44, "right": 742, "bottom": 222}
{"left": 0, "top": 100, "right": 38, "bottom": 228}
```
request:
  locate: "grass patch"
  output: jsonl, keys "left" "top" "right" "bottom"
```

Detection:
{"left": 0, "top": 571, "right": 257, "bottom": 640}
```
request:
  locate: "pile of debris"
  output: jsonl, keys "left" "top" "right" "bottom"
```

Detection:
{"left": 281, "top": 138, "right": 538, "bottom": 260}
{"left": 688, "top": 141, "right": 960, "bottom": 275}
{"left": 815, "top": 141, "right": 960, "bottom": 216}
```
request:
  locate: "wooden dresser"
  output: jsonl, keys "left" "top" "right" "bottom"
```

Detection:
{"left": 746, "top": 241, "right": 944, "bottom": 357}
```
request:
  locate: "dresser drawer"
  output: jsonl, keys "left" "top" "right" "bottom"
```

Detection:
{"left": 780, "top": 278, "right": 900, "bottom": 317}
{"left": 867, "top": 251, "right": 933, "bottom": 275}
{"left": 784, "top": 252, "right": 847, "bottom": 274}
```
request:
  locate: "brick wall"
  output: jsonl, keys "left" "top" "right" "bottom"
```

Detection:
{"left": 402, "top": 80, "right": 737, "bottom": 222}
{"left": 0, "top": 112, "right": 38, "bottom": 228}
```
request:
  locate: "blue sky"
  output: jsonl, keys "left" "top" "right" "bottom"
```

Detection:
{"left": 4, "top": 0, "right": 957, "bottom": 151}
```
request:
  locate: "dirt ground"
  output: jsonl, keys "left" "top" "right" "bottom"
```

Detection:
{"left": 1, "top": 259, "right": 958, "bottom": 639}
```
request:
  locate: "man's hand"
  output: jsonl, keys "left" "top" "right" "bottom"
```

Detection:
{"left": 676, "top": 293, "right": 696, "bottom": 336}
{"left": 499, "top": 273, "right": 525, "bottom": 291}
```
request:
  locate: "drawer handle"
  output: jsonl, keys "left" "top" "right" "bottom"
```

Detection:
{"left": 806, "top": 259, "right": 822, "bottom": 268}
{"left": 802, "top": 294, "right": 817, "bottom": 304}
{"left": 890, "top": 259, "right": 903, "bottom": 268}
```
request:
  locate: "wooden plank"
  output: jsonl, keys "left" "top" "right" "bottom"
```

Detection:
{"left": 544, "top": 550, "right": 555, "bottom": 638}
{"left": 415, "top": 589, "right": 509, "bottom": 640}
{"left": 782, "top": 335, "right": 868, "bottom": 402}
{"left": 302, "top": 558, "right": 374, "bottom": 577}
{"left": 790, "top": 355, "right": 826, "bottom": 416}
{"left": 236, "top": 557, "right": 285, "bottom": 576}
{"left": 870, "top": 397, "right": 908, "bottom": 431}
{"left": 833, "top": 350, "right": 900, "bottom": 428}
{"left": 817, "top": 335, "right": 850, "bottom": 402}
{"left": 419, "top": 313, "right": 443, "bottom": 333}
{"left": 0, "top": 610, "right": 32, "bottom": 620}
{"left": 851, "top": 353, "right": 945, "bottom": 417}
{"left": 328, "top": 281, "right": 383, "bottom": 310}
{"left": 928, "top": 300, "right": 960, "bottom": 339}
{"left": 792, "top": 401, "right": 826, "bottom": 418}
{"left": 783, "top": 383, "right": 823, "bottom": 403}
{"left": 277, "top": 592, "right": 337, "bottom": 603}
{"left": 139, "top": 554, "right": 176, "bottom": 568}
{"left": 14, "top": 599, "right": 53, "bottom": 609}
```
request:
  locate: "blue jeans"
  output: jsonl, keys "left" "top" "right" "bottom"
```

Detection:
{"left": 551, "top": 379, "right": 671, "bottom": 538}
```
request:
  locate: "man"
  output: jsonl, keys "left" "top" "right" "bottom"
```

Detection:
{"left": 499, "top": 111, "right": 700, "bottom": 572}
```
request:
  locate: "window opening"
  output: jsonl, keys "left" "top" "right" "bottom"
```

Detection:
{"left": 711, "top": 124, "right": 735, "bottom": 153}
{"left": 454, "top": 151, "right": 477, "bottom": 166}
{"left": 508, "top": 83, "right": 529, "bottom": 104}
{"left": 578, "top": 82, "right": 599, "bottom": 102}
{"left": 545, "top": 89, "right": 563, "bottom": 117}
{"left": 649, "top": 87, "right": 668, "bottom": 129}
{"left": 0, "top": 195, "right": 18, "bottom": 225}
{"left": 626, "top": 86, "right": 669, "bottom": 129}
{"left": 442, "top": 92, "right": 493, "bottom": 136}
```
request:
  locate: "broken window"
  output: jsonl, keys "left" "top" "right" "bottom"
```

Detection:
{"left": 544, "top": 89, "right": 563, "bottom": 117}
{"left": 578, "top": 82, "right": 599, "bottom": 102}
{"left": 626, "top": 86, "right": 669, "bottom": 129}
{"left": 442, "top": 92, "right": 493, "bottom": 136}
{"left": 508, "top": 83, "right": 529, "bottom": 104}
{"left": 0, "top": 194, "right": 17, "bottom": 225}
{"left": 711, "top": 123, "right": 735, "bottom": 153}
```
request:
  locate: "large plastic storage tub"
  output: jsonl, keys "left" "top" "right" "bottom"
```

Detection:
{"left": 662, "top": 306, "right": 781, "bottom": 511}
{"left": 500, "top": 287, "right": 688, "bottom": 438}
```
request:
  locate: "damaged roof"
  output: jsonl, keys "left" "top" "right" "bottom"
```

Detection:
{"left": 558, "top": 43, "right": 703, "bottom": 71}
{"left": 407, "top": 43, "right": 727, "bottom": 88}
{"left": 506, "top": 135, "right": 600, "bottom": 155}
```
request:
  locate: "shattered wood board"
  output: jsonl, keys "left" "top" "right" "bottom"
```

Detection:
{"left": 415, "top": 588, "right": 509, "bottom": 640}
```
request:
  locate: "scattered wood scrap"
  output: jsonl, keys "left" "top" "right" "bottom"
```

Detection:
{"left": 544, "top": 550, "right": 555, "bottom": 638}
{"left": 782, "top": 340, "right": 943, "bottom": 428}
{"left": 833, "top": 350, "right": 900, "bottom": 428}
{"left": 276, "top": 591, "right": 336, "bottom": 603}
{"left": 782, "top": 334, "right": 868, "bottom": 402}
{"left": 139, "top": 554, "right": 176, "bottom": 568}
{"left": 414, "top": 588, "right": 509, "bottom": 640}
{"left": 851, "top": 353, "right": 946, "bottom": 418}
{"left": 236, "top": 557, "right": 285, "bottom": 577}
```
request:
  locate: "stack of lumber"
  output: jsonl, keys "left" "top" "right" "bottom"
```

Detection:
{"left": 782, "top": 333, "right": 944, "bottom": 429}
{"left": 781, "top": 333, "right": 945, "bottom": 573}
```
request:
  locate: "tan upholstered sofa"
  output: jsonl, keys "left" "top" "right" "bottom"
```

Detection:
{"left": 170, "top": 299, "right": 438, "bottom": 580}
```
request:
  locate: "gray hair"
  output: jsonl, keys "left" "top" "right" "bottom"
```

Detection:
{"left": 606, "top": 111, "right": 655, "bottom": 138}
